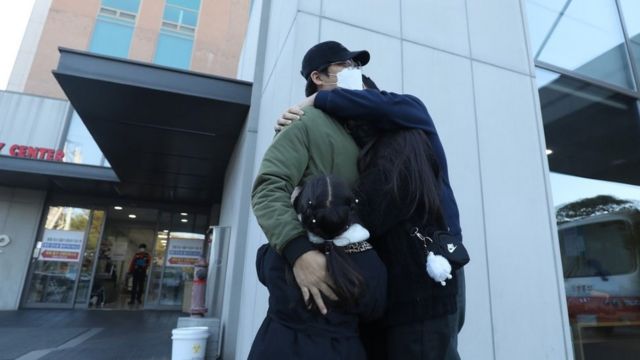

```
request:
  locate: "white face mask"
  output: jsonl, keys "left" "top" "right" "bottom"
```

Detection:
{"left": 336, "top": 68, "right": 363, "bottom": 90}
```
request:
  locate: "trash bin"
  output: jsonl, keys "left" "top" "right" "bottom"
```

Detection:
{"left": 171, "top": 326, "right": 210, "bottom": 360}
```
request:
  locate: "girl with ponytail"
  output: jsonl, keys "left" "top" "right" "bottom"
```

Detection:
{"left": 248, "top": 174, "right": 387, "bottom": 360}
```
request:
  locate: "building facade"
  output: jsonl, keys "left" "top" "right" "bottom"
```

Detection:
{"left": 225, "top": 0, "right": 640, "bottom": 359}
{"left": 9, "top": 0, "right": 248, "bottom": 98}
{"left": 0, "top": 0, "right": 250, "bottom": 320}
{"left": 1, "top": 1, "right": 640, "bottom": 359}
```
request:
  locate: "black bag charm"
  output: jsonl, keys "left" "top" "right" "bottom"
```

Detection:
{"left": 410, "top": 227, "right": 470, "bottom": 271}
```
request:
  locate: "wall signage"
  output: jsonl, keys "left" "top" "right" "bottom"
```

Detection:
{"left": 0, "top": 142, "right": 64, "bottom": 162}
{"left": 166, "top": 238, "right": 204, "bottom": 267}
{"left": 0, "top": 234, "right": 10, "bottom": 253}
{"left": 38, "top": 229, "right": 84, "bottom": 262}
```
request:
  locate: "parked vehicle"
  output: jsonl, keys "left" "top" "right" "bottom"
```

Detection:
{"left": 558, "top": 209, "right": 640, "bottom": 323}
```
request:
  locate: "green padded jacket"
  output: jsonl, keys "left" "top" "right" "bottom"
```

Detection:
{"left": 251, "top": 106, "right": 359, "bottom": 263}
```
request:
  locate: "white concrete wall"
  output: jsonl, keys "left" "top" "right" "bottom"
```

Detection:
{"left": 215, "top": 122, "right": 261, "bottom": 360}
{"left": 7, "top": 0, "right": 53, "bottom": 92}
{"left": 222, "top": 0, "right": 573, "bottom": 358}
{"left": 214, "top": 1, "right": 266, "bottom": 358}
{"left": 0, "top": 187, "right": 46, "bottom": 310}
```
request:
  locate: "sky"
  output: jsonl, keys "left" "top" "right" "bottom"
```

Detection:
{"left": 0, "top": 0, "right": 37, "bottom": 90}
{"left": 550, "top": 172, "right": 640, "bottom": 207}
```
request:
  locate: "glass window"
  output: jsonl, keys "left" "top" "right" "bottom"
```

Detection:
{"left": 63, "top": 111, "right": 110, "bottom": 167}
{"left": 167, "top": 0, "right": 201, "bottom": 11}
{"left": 535, "top": 67, "right": 640, "bottom": 359}
{"left": 101, "top": 0, "right": 141, "bottom": 14}
{"left": 181, "top": 10, "right": 198, "bottom": 27}
{"left": 24, "top": 207, "right": 91, "bottom": 306}
{"left": 162, "top": 0, "right": 200, "bottom": 33}
{"left": 154, "top": 31, "right": 193, "bottom": 69}
{"left": 526, "top": 0, "right": 636, "bottom": 89}
{"left": 536, "top": 68, "right": 640, "bottom": 180}
{"left": 619, "top": 0, "right": 640, "bottom": 88}
{"left": 559, "top": 220, "right": 636, "bottom": 278}
{"left": 145, "top": 212, "right": 207, "bottom": 308}
{"left": 89, "top": 16, "right": 134, "bottom": 58}
{"left": 163, "top": 5, "right": 182, "bottom": 23}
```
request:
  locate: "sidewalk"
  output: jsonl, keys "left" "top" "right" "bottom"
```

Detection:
{"left": 0, "top": 309, "right": 181, "bottom": 360}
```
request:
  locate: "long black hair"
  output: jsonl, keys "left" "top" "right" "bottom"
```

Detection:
{"left": 294, "top": 175, "right": 365, "bottom": 307}
{"left": 358, "top": 128, "right": 443, "bottom": 226}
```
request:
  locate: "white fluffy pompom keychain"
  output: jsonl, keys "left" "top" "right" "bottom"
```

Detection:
{"left": 426, "top": 252, "right": 453, "bottom": 286}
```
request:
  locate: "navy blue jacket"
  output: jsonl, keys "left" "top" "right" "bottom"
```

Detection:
{"left": 314, "top": 88, "right": 462, "bottom": 238}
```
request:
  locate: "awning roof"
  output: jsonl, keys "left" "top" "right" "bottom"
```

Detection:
{"left": 53, "top": 48, "right": 252, "bottom": 207}
{"left": 0, "top": 156, "right": 119, "bottom": 194}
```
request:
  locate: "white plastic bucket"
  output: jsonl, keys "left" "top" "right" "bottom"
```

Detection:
{"left": 171, "top": 326, "right": 210, "bottom": 360}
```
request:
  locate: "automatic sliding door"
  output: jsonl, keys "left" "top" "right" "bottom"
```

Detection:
{"left": 145, "top": 212, "right": 207, "bottom": 309}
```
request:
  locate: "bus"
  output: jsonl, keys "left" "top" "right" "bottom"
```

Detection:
{"left": 559, "top": 209, "right": 640, "bottom": 323}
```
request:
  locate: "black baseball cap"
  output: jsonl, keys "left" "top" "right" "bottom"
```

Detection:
{"left": 300, "top": 41, "right": 370, "bottom": 79}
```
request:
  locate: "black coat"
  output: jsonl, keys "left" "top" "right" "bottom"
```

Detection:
{"left": 248, "top": 244, "right": 387, "bottom": 360}
{"left": 356, "top": 133, "right": 458, "bottom": 326}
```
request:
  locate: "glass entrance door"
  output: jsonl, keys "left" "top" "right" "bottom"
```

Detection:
{"left": 144, "top": 211, "right": 207, "bottom": 309}
{"left": 22, "top": 206, "right": 105, "bottom": 308}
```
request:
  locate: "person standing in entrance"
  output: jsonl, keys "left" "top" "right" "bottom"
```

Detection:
{"left": 128, "top": 243, "right": 152, "bottom": 305}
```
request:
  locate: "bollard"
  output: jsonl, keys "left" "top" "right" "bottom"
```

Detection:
{"left": 190, "top": 257, "right": 208, "bottom": 316}
{"left": 190, "top": 227, "right": 212, "bottom": 316}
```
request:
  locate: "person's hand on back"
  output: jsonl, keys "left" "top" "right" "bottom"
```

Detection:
{"left": 292, "top": 249, "right": 338, "bottom": 315}
{"left": 274, "top": 93, "right": 317, "bottom": 133}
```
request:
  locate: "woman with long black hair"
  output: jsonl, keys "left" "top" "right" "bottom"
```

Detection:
{"left": 352, "top": 123, "right": 460, "bottom": 360}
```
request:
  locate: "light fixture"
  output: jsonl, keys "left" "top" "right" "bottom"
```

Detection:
{"left": 128, "top": 214, "right": 137, "bottom": 219}
{"left": 163, "top": 229, "right": 169, "bottom": 233}
{"left": 114, "top": 206, "right": 123, "bottom": 210}
{"left": 181, "top": 219, "right": 188, "bottom": 223}
{"left": 546, "top": 149, "right": 553, "bottom": 155}
{"left": 180, "top": 212, "right": 188, "bottom": 216}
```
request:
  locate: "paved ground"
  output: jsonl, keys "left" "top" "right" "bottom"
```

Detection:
{"left": 0, "top": 309, "right": 181, "bottom": 360}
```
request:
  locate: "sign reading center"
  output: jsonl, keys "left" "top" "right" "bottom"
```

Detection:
{"left": 0, "top": 142, "right": 64, "bottom": 162}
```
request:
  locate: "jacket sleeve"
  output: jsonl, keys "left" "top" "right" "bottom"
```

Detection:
{"left": 251, "top": 120, "right": 316, "bottom": 265}
{"left": 314, "top": 88, "right": 436, "bottom": 135}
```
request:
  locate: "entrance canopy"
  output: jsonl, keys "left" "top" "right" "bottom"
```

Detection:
{"left": 0, "top": 156, "right": 119, "bottom": 194}
{"left": 53, "top": 48, "right": 252, "bottom": 207}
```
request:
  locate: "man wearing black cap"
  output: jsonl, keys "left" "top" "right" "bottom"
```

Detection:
{"left": 252, "top": 41, "right": 372, "bottom": 316}
{"left": 300, "top": 40, "right": 370, "bottom": 97}
{"left": 275, "top": 41, "right": 465, "bottom": 360}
